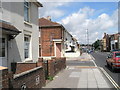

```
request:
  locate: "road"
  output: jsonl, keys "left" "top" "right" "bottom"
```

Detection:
{"left": 91, "top": 51, "right": 120, "bottom": 87}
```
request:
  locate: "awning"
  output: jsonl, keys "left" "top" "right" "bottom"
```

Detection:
{"left": 0, "top": 20, "right": 21, "bottom": 35}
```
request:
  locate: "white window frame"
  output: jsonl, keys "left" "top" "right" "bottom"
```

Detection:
{"left": 24, "top": 0, "right": 30, "bottom": 22}
{"left": 24, "top": 35, "right": 31, "bottom": 61}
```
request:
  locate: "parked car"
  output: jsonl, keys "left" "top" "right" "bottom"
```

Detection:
{"left": 106, "top": 51, "right": 120, "bottom": 72}
{"left": 110, "top": 49, "right": 120, "bottom": 53}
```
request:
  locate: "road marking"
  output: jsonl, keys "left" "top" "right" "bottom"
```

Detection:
{"left": 99, "top": 67, "right": 120, "bottom": 90}
{"left": 90, "top": 54, "right": 98, "bottom": 67}
{"left": 91, "top": 54, "right": 120, "bottom": 90}
{"left": 75, "top": 66, "right": 96, "bottom": 68}
{"left": 91, "top": 60, "right": 97, "bottom": 67}
{"left": 90, "top": 54, "right": 95, "bottom": 60}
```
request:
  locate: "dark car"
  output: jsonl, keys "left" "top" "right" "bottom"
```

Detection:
{"left": 110, "top": 49, "right": 120, "bottom": 53}
{"left": 106, "top": 51, "right": 120, "bottom": 72}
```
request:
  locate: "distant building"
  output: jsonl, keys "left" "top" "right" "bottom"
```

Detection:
{"left": 101, "top": 33, "right": 110, "bottom": 52}
{"left": 110, "top": 33, "right": 120, "bottom": 50}
{"left": 101, "top": 33, "right": 120, "bottom": 51}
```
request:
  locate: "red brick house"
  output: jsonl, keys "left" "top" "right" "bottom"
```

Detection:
{"left": 39, "top": 17, "right": 65, "bottom": 59}
{"left": 39, "top": 17, "right": 80, "bottom": 59}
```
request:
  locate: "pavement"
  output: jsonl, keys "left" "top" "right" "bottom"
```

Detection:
{"left": 43, "top": 53, "right": 115, "bottom": 89}
{"left": 66, "top": 53, "right": 94, "bottom": 61}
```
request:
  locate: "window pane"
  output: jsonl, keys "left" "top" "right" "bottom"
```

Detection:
{"left": 24, "top": 36, "right": 30, "bottom": 59}
{"left": 24, "top": 6, "right": 29, "bottom": 22}
{"left": 0, "top": 38, "right": 5, "bottom": 57}
{"left": 24, "top": 1, "right": 30, "bottom": 22}
{"left": 25, "top": 49, "right": 29, "bottom": 58}
{"left": 115, "top": 53, "right": 120, "bottom": 57}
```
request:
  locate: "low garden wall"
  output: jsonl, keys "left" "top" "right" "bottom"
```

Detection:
{"left": 11, "top": 66, "right": 45, "bottom": 89}
{"left": 0, "top": 57, "right": 66, "bottom": 89}
{"left": 43, "top": 57, "right": 66, "bottom": 79}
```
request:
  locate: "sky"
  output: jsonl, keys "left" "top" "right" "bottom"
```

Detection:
{"left": 38, "top": 0, "right": 118, "bottom": 44}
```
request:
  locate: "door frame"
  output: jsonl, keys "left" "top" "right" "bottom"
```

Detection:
{"left": 54, "top": 42, "right": 62, "bottom": 57}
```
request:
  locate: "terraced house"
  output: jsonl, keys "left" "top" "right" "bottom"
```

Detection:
{"left": 0, "top": 0, "right": 42, "bottom": 70}
{"left": 0, "top": 1, "right": 47, "bottom": 89}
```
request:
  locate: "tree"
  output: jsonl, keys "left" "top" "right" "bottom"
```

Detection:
{"left": 92, "top": 39, "right": 101, "bottom": 50}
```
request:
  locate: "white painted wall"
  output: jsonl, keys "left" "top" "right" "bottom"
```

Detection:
{"left": 111, "top": 40, "right": 118, "bottom": 50}
{"left": 63, "top": 30, "right": 80, "bottom": 57}
{"left": 1, "top": 1, "right": 40, "bottom": 70}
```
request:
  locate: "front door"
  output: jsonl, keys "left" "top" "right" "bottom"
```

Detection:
{"left": 0, "top": 37, "right": 7, "bottom": 67}
{"left": 56, "top": 43, "right": 61, "bottom": 57}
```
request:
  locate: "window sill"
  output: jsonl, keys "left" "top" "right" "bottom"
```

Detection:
{"left": 24, "top": 21, "right": 32, "bottom": 27}
{"left": 24, "top": 58, "right": 33, "bottom": 62}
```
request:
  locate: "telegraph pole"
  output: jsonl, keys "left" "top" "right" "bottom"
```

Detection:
{"left": 86, "top": 29, "right": 89, "bottom": 50}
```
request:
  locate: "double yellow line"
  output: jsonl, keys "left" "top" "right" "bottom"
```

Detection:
{"left": 99, "top": 67, "right": 120, "bottom": 90}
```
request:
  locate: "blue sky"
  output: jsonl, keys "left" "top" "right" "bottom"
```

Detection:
{"left": 53, "top": 2, "right": 118, "bottom": 21}
{"left": 39, "top": 1, "right": 118, "bottom": 44}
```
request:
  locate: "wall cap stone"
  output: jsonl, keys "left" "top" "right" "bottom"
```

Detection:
{"left": 14, "top": 62, "right": 37, "bottom": 64}
{"left": 13, "top": 66, "right": 42, "bottom": 79}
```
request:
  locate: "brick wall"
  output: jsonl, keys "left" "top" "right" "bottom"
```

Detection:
{"left": 40, "top": 27, "right": 62, "bottom": 57}
{"left": 11, "top": 67, "right": 46, "bottom": 89}
{"left": 11, "top": 62, "right": 37, "bottom": 74}
{"left": 43, "top": 57, "right": 66, "bottom": 78}
{"left": 0, "top": 68, "right": 12, "bottom": 89}
{"left": 0, "top": 57, "right": 66, "bottom": 89}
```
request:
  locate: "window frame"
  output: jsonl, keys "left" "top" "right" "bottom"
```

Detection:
{"left": 24, "top": 0, "right": 31, "bottom": 22}
{"left": 24, "top": 35, "right": 31, "bottom": 60}
{"left": 0, "top": 38, "right": 6, "bottom": 57}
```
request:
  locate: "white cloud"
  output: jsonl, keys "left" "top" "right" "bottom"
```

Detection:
{"left": 38, "top": 1, "right": 118, "bottom": 44}
{"left": 38, "top": 0, "right": 118, "bottom": 2}
{"left": 39, "top": 2, "right": 70, "bottom": 19}
{"left": 60, "top": 7, "right": 117, "bottom": 44}
{"left": 38, "top": 0, "right": 74, "bottom": 2}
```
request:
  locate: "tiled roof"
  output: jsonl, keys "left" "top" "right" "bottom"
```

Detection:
{"left": 0, "top": 20, "right": 21, "bottom": 34}
{"left": 39, "top": 18, "right": 61, "bottom": 27}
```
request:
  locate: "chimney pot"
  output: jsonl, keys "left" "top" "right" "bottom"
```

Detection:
{"left": 46, "top": 16, "right": 51, "bottom": 21}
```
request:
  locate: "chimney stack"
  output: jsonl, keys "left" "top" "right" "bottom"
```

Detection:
{"left": 104, "top": 33, "right": 106, "bottom": 36}
{"left": 46, "top": 16, "right": 51, "bottom": 21}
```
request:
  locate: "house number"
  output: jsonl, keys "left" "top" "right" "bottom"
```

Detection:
{"left": 36, "top": 75, "right": 40, "bottom": 85}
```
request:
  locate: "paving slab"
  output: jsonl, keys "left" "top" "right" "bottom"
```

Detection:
{"left": 43, "top": 67, "right": 114, "bottom": 89}
{"left": 43, "top": 53, "right": 115, "bottom": 89}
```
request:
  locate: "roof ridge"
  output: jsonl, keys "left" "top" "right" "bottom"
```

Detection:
{"left": 39, "top": 18, "right": 61, "bottom": 26}
{"left": 40, "top": 17, "right": 60, "bottom": 24}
